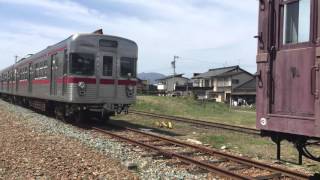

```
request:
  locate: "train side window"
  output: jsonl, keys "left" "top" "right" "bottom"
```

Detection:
{"left": 35, "top": 63, "right": 38, "bottom": 78}
{"left": 44, "top": 66, "right": 47, "bottom": 77}
{"left": 63, "top": 50, "right": 68, "bottom": 75}
{"left": 103, "top": 56, "right": 113, "bottom": 76}
{"left": 283, "top": 0, "right": 310, "bottom": 44}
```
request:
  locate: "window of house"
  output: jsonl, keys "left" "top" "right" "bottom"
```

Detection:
{"left": 232, "top": 79, "right": 240, "bottom": 84}
{"left": 205, "top": 80, "right": 210, "bottom": 87}
{"left": 103, "top": 56, "right": 113, "bottom": 76}
{"left": 283, "top": 0, "right": 310, "bottom": 44}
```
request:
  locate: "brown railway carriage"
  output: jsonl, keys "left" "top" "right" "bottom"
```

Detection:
{"left": 0, "top": 30, "right": 138, "bottom": 121}
{"left": 256, "top": 0, "right": 320, "bottom": 161}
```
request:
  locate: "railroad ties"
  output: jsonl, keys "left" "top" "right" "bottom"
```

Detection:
{"left": 93, "top": 125, "right": 310, "bottom": 180}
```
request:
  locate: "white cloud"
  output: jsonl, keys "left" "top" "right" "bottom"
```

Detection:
{"left": 0, "top": 0, "right": 259, "bottom": 75}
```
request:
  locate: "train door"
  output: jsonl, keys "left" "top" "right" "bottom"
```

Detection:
{"left": 10, "top": 70, "right": 13, "bottom": 94}
{"left": 6, "top": 72, "right": 8, "bottom": 92}
{"left": 15, "top": 68, "right": 19, "bottom": 92}
{"left": 270, "top": 0, "right": 315, "bottom": 117}
{"left": 28, "top": 63, "right": 32, "bottom": 93}
{"left": 0, "top": 74, "right": 2, "bottom": 91}
{"left": 62, "top": 50, "right": 68, "bottom": 96}
{"left": 50, "top": 54, "right": 58, "bottom": 96}
{"left": 100, "top": 53, "right": 116, "bottom": 99}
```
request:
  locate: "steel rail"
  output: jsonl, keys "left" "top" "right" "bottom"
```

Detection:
{"left": 130, "top": 110, "right": 260, "bottom": 135}
{"left": 92, "top": 127, "right": 253, "bottom": 180}
{"left": 93, "top": 126, "right": 310, "bottom": 180}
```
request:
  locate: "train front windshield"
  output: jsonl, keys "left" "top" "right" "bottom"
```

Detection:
{"left": 120, "top": 57, "right": 136, "bottom": 78}
{"left": 70, "top": 53, "right": 95, "bottom": 76}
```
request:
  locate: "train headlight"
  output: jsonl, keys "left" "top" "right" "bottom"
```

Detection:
{"left": 78, "top": 81, "right": 86, "bottom": 96}
{"left": 126, "top": 85, "right": 134, "bottom": 97}
{"left": 78, "top": 82, "right": 86, "bottom": 89}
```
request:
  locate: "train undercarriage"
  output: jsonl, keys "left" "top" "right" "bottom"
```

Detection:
{"left": 0, "top": 93, "right": 130, "bottom": 124}
{"left": 261, "top": 130, "right": 320, "bottom": 165}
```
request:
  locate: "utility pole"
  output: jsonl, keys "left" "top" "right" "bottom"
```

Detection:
{"left": 172, "top": 56, "right": 179, "bottom": 76}
{"left": 14, "top": 55, "right": 18, "bottom": 63}
{"left": 171, "top": 56, "right": 179, "bottom": 92}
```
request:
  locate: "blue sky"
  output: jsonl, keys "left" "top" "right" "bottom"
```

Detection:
{"left": 0, "top": 0, "right": 258, "bottom": 77}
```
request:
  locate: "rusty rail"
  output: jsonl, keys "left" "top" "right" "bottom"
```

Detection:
{"left": 93, "top": 125, "right": 310, "bottom": 180}
{"left": 130, "top": 110, "right": 260, "bottom": 135}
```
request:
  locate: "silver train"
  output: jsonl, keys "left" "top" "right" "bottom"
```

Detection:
{"left": 0, "top": 30, "right": 138, "bottom": 122}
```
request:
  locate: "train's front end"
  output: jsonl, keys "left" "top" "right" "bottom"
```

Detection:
{"left": 66, "top": 32, "right": 138, "bottom": 119}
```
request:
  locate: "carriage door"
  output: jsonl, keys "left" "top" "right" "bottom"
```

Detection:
{"left": 100, "top": 53, "right": 116, "bottom": 99}
{"left": 15, "top": 68, "right": 19, "bottom": 92}
{"left": 270, "top": 0, "right": 315, "bottom": 117}
{"left": 28, "top": 63, "right": 32, "bottom": 93}
{"left": 50, "top": 54, "right": 58, "bottom": 96}
{"left": 62, "top": 50, "right": 68, "bottom": 95}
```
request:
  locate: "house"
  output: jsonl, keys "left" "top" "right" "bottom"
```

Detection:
{"left": 136, "top": 78, "right": 149, "bottom": 94}
{"left": 156, "top": 74, "right": 189, "bottom": 93}
{"left": 231, "top": 78, "right": 256, "bottom": 106}
{"left": 192, "top": 66, "right": 254, "bottom": 102}
{"left": 136, "top": 78, "right": 157, "bottom": 95}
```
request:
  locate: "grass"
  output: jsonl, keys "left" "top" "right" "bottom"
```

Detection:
{"left": 114, "top": 114, "right": 320, "bottom": 173}
{"left": 132, "top": 96, "right": 257, "bottom": 128}
{"left": 113, "top": 96, "right": 320, "bottom": 173}
{"left": 200, "top": 132, "right": 275, "bottom": 158}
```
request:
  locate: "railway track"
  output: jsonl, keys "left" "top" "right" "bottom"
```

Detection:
{"left": 93, "top": 125, "right": 310, "bottom": 180}
{"left": 130, "top": 110, "right": 260, "bottom": 135}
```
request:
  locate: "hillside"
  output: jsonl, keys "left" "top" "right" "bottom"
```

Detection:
{"left": 138, "top": 72, "right": 165, "bottom": 84}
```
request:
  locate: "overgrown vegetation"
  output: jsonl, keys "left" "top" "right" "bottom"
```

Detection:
{"left": 132, "top": 96, "right": 256, "bottom": 128}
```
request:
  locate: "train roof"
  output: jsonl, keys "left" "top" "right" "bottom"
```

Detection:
{"left": 1, "top": 30, "right": 137, "bottom": 71}
{"left": 72, "top": 33, "right": 137, "bottom": 46}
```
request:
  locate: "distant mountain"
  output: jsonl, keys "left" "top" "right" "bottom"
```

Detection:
{"left": 138, "top": 72, "right": 166, "bottom": 84}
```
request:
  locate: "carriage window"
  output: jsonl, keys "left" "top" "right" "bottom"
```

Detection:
{"left": 283, "top": 0, "right": 310, "bottom": 44}
{"left": 70, "top": 53, "right": 95, "bottom": 76}
{"left": 120, "top": 57, "right": 136, "bottom": 78}
{"left": 103, "top": 56, "right": 113, "bottom": 76}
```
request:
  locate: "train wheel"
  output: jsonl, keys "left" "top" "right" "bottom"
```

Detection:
{"left": 102, "top": 110, "right": 111, "bottom": 122}
{"left": 54, "top": 105, "right": 66, "bottom": 121}
{"left": 75, "top": 110, "right": 87, "bottom": 124}
{"left": 91, "top": 111, "right": 109, "bottom": 125}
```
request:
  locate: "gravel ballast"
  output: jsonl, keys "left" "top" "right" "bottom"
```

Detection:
{"left": 0, "top": 104, "right": 138, "bottom": 179}
{"left": 0, "top": 100, "right": 209, "bottom": 179}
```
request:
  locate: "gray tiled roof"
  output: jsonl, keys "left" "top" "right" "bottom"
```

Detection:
{"left": 192, "top": 66, "right": 239, "bottom": 79}
{"left": 233, "top": 78, "right": 256, "bottom": 92}
{"left": 156, "top": 74, "right": 188, "bottom": 81}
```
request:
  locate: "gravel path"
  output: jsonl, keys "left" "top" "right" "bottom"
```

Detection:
{"left": 0, "top": 100, "right": 210, "bottom": 180}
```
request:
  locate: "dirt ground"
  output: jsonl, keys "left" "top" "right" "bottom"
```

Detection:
{"left": 0, "top": 112, "right": 138, "bottom": 179}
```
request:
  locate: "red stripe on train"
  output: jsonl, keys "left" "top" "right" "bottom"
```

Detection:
{"left": 66, "top": 77, "right": 97, "bottom": 84}
{"left": 32, "top": 79, "right": 50, "bottom": 84}
{"left": 100, "top": 79, "right": 115, "bottom": 84}
{"left": 118, "top": 80, "right": 137, "bottom": 86}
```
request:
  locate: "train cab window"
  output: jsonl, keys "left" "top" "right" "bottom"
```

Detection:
{"left": 283, "top": 0, "right": 311, "bottom": 44}
{"left": 103, "top": 56, "right": 113, "bottom": 76}
{"left": 120, "top": 57, "right": 136, "bottom": 78}
{"left": 69, "top": 53, "right": 95, "bottom": 76}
